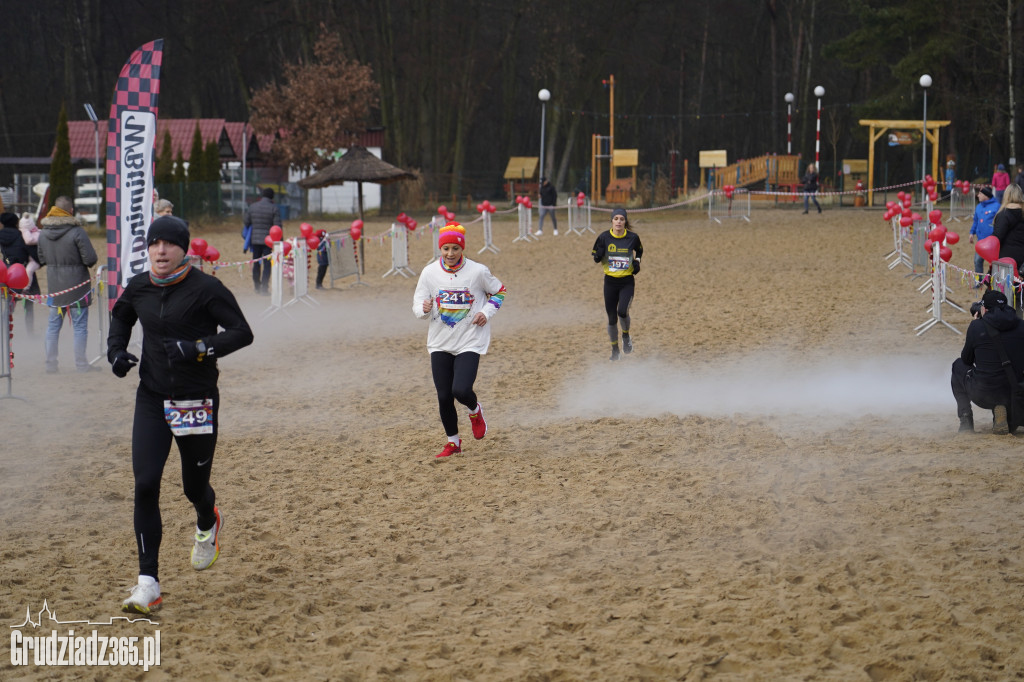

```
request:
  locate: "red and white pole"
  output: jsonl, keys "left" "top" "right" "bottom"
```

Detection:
{"left": 814, "top": 86, "right": 824, "bottom": 165}
{"left": 784, "top": 92, "right": 794, "bottom": 155}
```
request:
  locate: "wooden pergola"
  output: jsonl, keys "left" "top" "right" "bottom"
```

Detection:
{"left": 859, "top": 119, "right": 951, "bottom": 206}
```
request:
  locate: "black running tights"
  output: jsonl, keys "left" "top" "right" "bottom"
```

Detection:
{"left": 430, "top": 351, "right": 480, "bottom": 437}
{"left": 131, "top": 384, "right": 219, "bottom": 581}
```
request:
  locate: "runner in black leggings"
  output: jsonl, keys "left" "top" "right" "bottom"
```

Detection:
{"left": 108, "top": 216, "right": 253, "bottom": 614}
{"left": 592, "top": 208, "right": 643, "bottom": 361}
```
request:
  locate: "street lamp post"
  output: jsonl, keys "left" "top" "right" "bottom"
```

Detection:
{"left": 813, "top": 86, "right": 824, "bottom": 167}
{"left": 784, "top": 92, "right": 794, "bottom": 155}
{"left": 83, "top": 103, "right": 99, "bottom": 193}
{"left": 538, "top": 89, "right": 551, "bottom": 186}
{"left": 920, "top": 74, "right": 932, "bottom": 204}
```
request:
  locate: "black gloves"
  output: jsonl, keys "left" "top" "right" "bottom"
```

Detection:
{"left": 593, "top": 247, "right": 605, "bottom": 263}
{"left": 632, "top": 260, "right": 641, "bottom": 275}
{"left": 111, "top": 351, "right": 139, "bottom": 378}
{"left": 163, "top": 338, "right": 199, "bottom": 362}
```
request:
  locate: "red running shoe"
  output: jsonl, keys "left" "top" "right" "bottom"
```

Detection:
{"left": 468, "top": 404, "right": 487, "bottom": 440}
{"left": 437, "top": 440, "right": 462, "bottom": 458}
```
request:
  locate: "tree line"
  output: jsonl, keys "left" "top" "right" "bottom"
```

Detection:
{"left": 2, "top": 0, "right": 1022, "bottom": 199}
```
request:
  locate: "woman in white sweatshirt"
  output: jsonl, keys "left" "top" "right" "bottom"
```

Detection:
{"left": 413, "top": 223, "right": 506, "bottom": 458}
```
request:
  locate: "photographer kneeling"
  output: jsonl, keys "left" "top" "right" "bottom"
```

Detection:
{"left": 951, "top": 290, "right": 1024, "bottom": 434}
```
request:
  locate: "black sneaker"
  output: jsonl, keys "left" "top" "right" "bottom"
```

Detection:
{"left": 610, "top": 345, "right": 620, "bottom": 361}
{"left": 621, "top": 334, "right": 633, "bottom": 355}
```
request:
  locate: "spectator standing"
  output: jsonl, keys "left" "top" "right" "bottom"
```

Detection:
{"left": 0, "top": 212, "right": 38, "bottom": 333}
{"left": 801, "top": 164, "right": 821, "bottom": 214}
{"left": 992, "top": 164, "right": 1011, "bottom": 203}
{"left": 37, "top": 196, "right": 98, "bottom": 373}
{"left": 534, "top": 178, "right": 559, "bottom": 236}
{"left": 154, "top": 199, "right": 174, "bottom": 217}
{"left": 969, "top": 187, "right": 1000, "bottom": 288}
{"left": 242, "top": 188, "right": 281, "bottom": 295}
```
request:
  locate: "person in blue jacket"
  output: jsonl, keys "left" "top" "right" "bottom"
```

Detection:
{"left": 969, "top": 186, "right": 1000, "bottom": 288}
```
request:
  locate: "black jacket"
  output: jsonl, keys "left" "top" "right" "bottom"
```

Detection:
{"left": 243, "top": 197, "right": 282, "bottom": 244}
{"left": 994, "top": 207, "right": 1024, "bottom": 271}
{"left": 540, "top": 182, "right": 557, "bottom": 207}
{"left": 961, "top": 304, "right": 1024, "bottom": 396}
{"left": 108, "top": 267, "right": 254, "bottom": 397}
{"left": 0, "top": 224, "right": 29, "bottom": 266}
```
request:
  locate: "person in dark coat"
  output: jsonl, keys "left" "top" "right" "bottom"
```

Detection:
{"left": 993, "top": 183, "right": 1024, "bottom": 275}
{"left": 951, "top": 289, "right": 1024, "bottom": 434}
{"left": 242, "top": 187, "right": 282, "bottom": 294}
{"left": 37, "top": 196, "right": 99, "bottom": 373}
{"left": 0, "top": 211, "right": 38, "bottom": 333}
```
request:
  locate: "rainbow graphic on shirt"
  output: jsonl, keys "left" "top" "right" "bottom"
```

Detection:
{"left": 436, "top": 288, "right": 475, "bottom": 328}
{"left": 487, "top": 285, "right": 506, "bottom": 310}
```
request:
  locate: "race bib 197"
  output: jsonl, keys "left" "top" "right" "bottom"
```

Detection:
{"left": 163, "top": 399, "right": 214, "bottom": 436}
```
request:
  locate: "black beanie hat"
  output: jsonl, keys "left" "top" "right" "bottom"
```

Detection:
{"left": 983, "top": 289, "right": 1008, "bottom": 309}
{"left": 0, "top": 212, "right": 18, "bottom": 228}
{"left": 147, "top": 216, "right": 191, "bottom": 252}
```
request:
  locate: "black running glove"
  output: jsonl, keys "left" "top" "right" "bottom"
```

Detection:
{"left": 593, "top": 247, "right": 605, "bottom": 263}
{"left": 632, "top": 260, "right": 641, "bottom": 275}
{"left": 163, "top": 338, "right": 199, "bottom": 362}
{"left": 111, "top": 351, "right": 139, "bottom": 378}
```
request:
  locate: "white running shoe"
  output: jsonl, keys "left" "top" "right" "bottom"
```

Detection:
{"left": 122, "top": 576, "right": 162, "bottom": 614}
{"left": 533, "top": 230, "right": 543, "bottom": 236}
{"left": 553, "top": 229, "right": 559, "bottom": 236}
{"left": 191, "top": 506, "right": 222, "bottom": 570}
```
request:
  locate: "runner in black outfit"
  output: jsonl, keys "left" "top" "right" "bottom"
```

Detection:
{"left": 592, "top": 208, "right": 643, "bottom": 361}
{"left": 108, "top": 216, "right": 253, "bottom": 614}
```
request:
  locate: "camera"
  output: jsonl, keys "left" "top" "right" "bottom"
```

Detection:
{"left": 970, "top": 301, "right": 983, "bottom": 318}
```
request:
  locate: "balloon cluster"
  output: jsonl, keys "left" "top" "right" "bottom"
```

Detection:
{"left": 436, "top": 205, "right": 456, "bottom": 222}
{"left": 260, "top": 224, "right": 295, "bottom": 256}
{"left": 396, "top": 213, "right": 419, "bottom": 231}
{"left": 723, "top": 184, "right": 736, "bottom": 199}
{"left": 475, "top": 200, "right": 497, "bottom": 214}
{"left": 299, "top": 223, "right": 322, "bottom": 250}
{"left": 882, "top": 191, "right": 922, "bottom": 228}
{"left": 576, "top": 191, "right": 586, "bottom": 207}
{"left": 922, "top": 175, "right": 940, "bottom": 202}
{"left": 953, "top": 179, "right": 972, "bottom": 195}
{"left": 0, "top": 262, "right": 29, "bottom": 290}
{"left": 921, "top": 208, "right": 959, "bottom": 263}
{"left": 350, "top": 219, "right": 363, "bottom": 241}
{"left": 188, "top": 238, "right": 221, "bottom": 263}
{"left": 515, "top": 195, "right": 533, "bottom": 209}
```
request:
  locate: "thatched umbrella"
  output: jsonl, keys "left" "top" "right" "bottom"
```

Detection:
{"left": 297, "top": 145, "right": 415, "bottom": 223}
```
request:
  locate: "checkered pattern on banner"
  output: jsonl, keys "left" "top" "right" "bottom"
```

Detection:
{"left": 105, "top": 39, "right": 163, "bottom": 310}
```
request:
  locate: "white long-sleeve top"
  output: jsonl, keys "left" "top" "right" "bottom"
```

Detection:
{"left": 413, "top": 257, "right": 506, "bottom": 354}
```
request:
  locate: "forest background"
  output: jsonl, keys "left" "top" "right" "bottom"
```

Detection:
{"left": 1, "top": 0, "right": 1022, "bottom": 201}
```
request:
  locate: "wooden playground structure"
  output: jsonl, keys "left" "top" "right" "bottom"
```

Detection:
{"left": 702, "top": 152, "right": 802, "bottom": 198}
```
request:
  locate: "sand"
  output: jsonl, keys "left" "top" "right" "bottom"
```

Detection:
{"left": 2, "top": 206, "right": 1023, "bottom": 681}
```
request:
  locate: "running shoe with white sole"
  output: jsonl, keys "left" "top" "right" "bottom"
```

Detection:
{"left": 122, "top": 577, "right": 162, "bottom": 615}
{"left": 437, "top": 440, "right": 462, "bottom": 458}
{"left": 191, "top": 506, "right": 222, "bottom": 571}
{"left": 469, "top": 404, "right": 487, "bottom": 440}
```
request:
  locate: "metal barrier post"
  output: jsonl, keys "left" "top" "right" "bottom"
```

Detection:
{"left": 89, "top": 265, "right": 108, "bottom": 366}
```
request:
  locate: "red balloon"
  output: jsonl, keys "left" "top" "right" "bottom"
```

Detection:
{"left": 515, "top": 195, "right": 523, "bottom": 205}
{"left": 928, "top": 191, "right": 938, "bottom": 202}
{"left": 5, "top": 263, "right": 28, "bottom": 289}
{"left": 350, "top": 225, "right": 363, "bottom": 241}
{"left": 476, "top": 203, "right": 485, "bottom": 213}
{"left": 924, "top": 239, "right": 934, "bottom": 253}
{"left": 436, "top": 205, "right": 448, "bottom": 215}
{"left": 269, "top": 225, "right": 283, "bottom": 242}
{"left": 0, "top": 261, "right": 7, "bottom": 284}
{"left": 445, "top": 211, "right": 456, "bottom": 221}
{"left": 939, "top": 245, "right": 953, "bottom": 262}
{"left": 928, "top": 226, "right": 947, "bottom": 243}
{"left": 928, "top": 210, "right": 943, "bottom": 224}
{"left": 350, "top": 219, "right": 363, "bottom": 231}
{"left": 407, "top": 219, "right": 418, "bottom": 231}
{"left": 306, "top": 236, "right": 320, "bottom": 250}
{"left": 945, "top": 231, "right": 960, "bottom": 245}
{"left": 397, "top": 212, "right": 409, "bottom": 224}
{"left": 899, "top": 216, "right": 914, "bottom": 228}
{"left": 886, "top": 201, "right": 896, "bottom": 210}
{"left": 203, "top": 247, "right": 221, "bottom": 263}
{"left": 299, "top": 223, "right": 314, "bottom": 238}
{"left": 190, "top": 238, "right": 208, "bottom": 256}
{"left": 282, "top": 240, "right": 293, "bottom": 256}
{"left": 976, "top": 235, "right": 1001, "bottom": 263}
{"left": 264, "top": 235, "right": 275, "bottom": 248}
{"left": 911, "top": 213, "right": 922, "bottom": 222}
{"left": 487, "top": 204, "right": 497, "bottom": 213}
{"left": 577, "top": 196, "right": 585, "bottom": 207}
